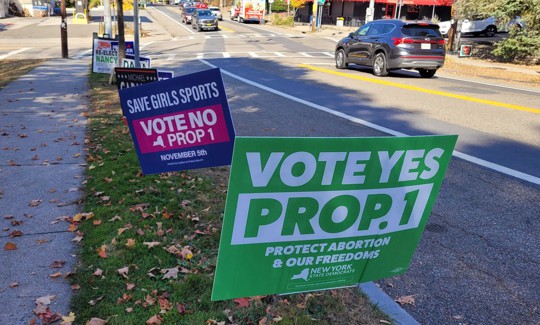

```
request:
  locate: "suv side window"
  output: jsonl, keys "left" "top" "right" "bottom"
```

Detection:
{"left": 356, "top": 24, "right": 371, "bottom": 37}
{"left": 382, "top": 23, "right": 395, "bottom": 34}
{"left": 367, "top": 23, "right": 381, "bottom": 36}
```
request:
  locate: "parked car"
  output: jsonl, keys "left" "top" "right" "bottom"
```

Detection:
{"left": 438, "top": 16, "right": 498, "bottom": 37}
{"left": 181, "top": 6, "right": 197, "bottom": 24}
{"left": 192, "top": 8, "right": 219, "bottom": 31}
{"left": 208, "top": 6, "right": 223, "bottom": 20}
{"left": 335, "top": 19, "right": 446, "bottom": 78}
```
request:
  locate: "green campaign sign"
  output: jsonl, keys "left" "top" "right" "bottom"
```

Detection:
{"left": 212, "top": 135, "right": 457, "bottom": 300}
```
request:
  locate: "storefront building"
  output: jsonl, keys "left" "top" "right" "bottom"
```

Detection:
{"left": 296, "top": 0, "right": 453, "bottom": 26}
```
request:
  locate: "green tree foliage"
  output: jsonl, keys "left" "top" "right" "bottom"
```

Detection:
{"left": 453, "top": 0, "right": 540, "bottom": 63}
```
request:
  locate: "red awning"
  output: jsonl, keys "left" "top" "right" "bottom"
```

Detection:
{"left": 329, "top": 0, "right": 453, "bottom": 5}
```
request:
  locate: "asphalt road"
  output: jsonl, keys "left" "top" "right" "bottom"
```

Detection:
{"left": 1, "top": 7, "right": 539, "bottom": 324}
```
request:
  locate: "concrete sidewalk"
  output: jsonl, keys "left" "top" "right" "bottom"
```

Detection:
{"left": 0, "top": 59, "right": 89, "bottom": 323}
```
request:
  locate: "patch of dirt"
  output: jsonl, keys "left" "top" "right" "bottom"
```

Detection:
{"left": 440, "top": 56, "right": 540, "bottom": 88}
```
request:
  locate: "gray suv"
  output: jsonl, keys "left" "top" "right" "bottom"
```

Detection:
{"left": 192, "top": 9, "right": 219, "bottom": 32}
{"left": 335, "top": 20, "right": 446, "bottom": 78}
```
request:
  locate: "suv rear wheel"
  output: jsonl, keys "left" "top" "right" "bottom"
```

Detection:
{"left": 418, "top": 69, "right": 436, "bottom": 78}
{"left": 335, "top": 49, "right": 348, "bottom": 69}
{"left": 373, "top": 52, "right": 388, "bottom": 77}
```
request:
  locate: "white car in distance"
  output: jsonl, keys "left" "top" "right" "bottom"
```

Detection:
{"left": 438, "top": 16, "right": 498, "bottom": 37}
{"left": 208, "top": 6, "right": 223, "bottom": 20}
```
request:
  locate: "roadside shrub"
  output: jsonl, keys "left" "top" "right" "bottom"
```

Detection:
{"left": 272, "top": 14, "right": 294, "bottom": 26}
{"left": 492, "top": 30, "right": 540, "bottom": 64}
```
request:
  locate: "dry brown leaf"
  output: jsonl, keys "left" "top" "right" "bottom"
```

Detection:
{"left": 10, "top": 282, "right": 19, "bottom": 288}
{"left": 118, "top": 266, "right": 129, "bottom": 279}
{"left": 92, "top": 268, "right": 103, "bottom": 277}
{"left": 126, "top": 283, "right": 135, "bottom": 290}
{"left": 161, "top": 267, "right": 179, "bottom": 279}
{"left": 233, "top": 297, "right": 250, "bottom": 308}
{"left": 29, "top": 200, "right": 42, "bottom": 207}
{"left": 49, "top": 272, "right": 63, "bottom": 279}
{"left": 8, "top": 230, "right": 23, "bottom": 237}
{"left": 61, "top": 312, "right": 76, "bottom": 324}
{"left": 395, "top": 295, "right": 415, "bottom": 306}
{"left": 86, "top": 318, "right": 107, "bottom": 325}
{"left": 143, "top": 241, "right": 161, "bottom": 249}
{"left": 145, "top": 294, "right": 156, "bottom": 306}
{"left": 4, "top": 242, "right": 17, "bottom": 250}
{"left": 93, "top": 220, "right": 102, "bottom": 226}
{"left": 146, "top": 315, "right": 162, "bottom": 325}
{"left": 97, "top": 245, "right": 107, "bottom": 258}
{"left": 49, "top": 260, "right": 66, "bottom": 268}
{"left": 36, "top": 295, "right": 56, "bottom": 305}
{"left": 125, "top": 238, "right": 136, "bottom": 248}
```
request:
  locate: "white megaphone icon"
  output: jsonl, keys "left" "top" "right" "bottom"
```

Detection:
{"left": 291, "top": 268, "right": 309, "bottom": 281}
{"left": 153, "top": 136, "right": 166, "bottom": 148}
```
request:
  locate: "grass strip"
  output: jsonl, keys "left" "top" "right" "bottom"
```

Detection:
{"left": 70, "top": 71, "right": 392, "bottom": 324}
{"left": 0, "top": 59, "right": 47, "bottom": 90}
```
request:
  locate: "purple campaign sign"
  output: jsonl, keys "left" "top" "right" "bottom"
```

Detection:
{"left": 119, "top": 68, "right": 236, "bottom": 175}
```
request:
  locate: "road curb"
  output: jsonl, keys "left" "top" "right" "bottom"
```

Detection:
{"left": 359, "top": 282, "right": 419, "bottom": 325}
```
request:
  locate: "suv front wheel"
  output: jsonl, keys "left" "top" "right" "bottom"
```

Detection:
{"left": 372, "top": 52, "right": 388, "bottom": 77}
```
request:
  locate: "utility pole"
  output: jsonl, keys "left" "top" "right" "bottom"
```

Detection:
{"left": 134, "top": 0, "right": 140, "bottom": 67}
{"left": 60, "top": 0, "right": 68, "bottom": 58}
{"left": 366, "top": 0, "right": 374, "bottom": 22}
{"left": 103, "top": 0, "right": 112, "bottom": 37}
{"left": 311, "top": 0, "right": 317, "bottom": 32}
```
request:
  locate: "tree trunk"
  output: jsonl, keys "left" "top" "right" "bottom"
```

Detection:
{"left": 117, "top": 0, "right": 126, "bottom": 64}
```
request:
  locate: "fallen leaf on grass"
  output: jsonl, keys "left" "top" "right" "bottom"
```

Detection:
{"left": 206, "top": 320, "right": 225, "bottom": 325}
{"left": 118, "top": 266, "right": 129, "bottom": 279}
{"left": 233, "top": 298, "right": 250, "bottom": 308}
{"left": 143, "top": 241, "right": 161, "bottom": 249}
{"left": 97, "top": 245, "right": 107, "bottom": 258}
{"left": 108, "top": 215, "right": 121, "bottom": 222}
{"left": 146, "top": 315, "right": 163, "bottom": 325}
{"left": 92, "top": 269, "right": 103, "bottom": 277}
{"left": 61, "top": 312, "right": 76, "bottom": 324}
{"left": 93, "top": 220, "right": 102, "bottom": 226}
{"left": 126, "top": 283, "right": 135, "bottom": 290}
{"left": 125, "top": 238, "right": 136, "bottom": 248}
{"left": 88, "top": 297, "right": 104, "bottom": 306}
{"left": 71, "top": 284, "right": 81, "bottom": 290}
{"left": 176, "top": 303, "right": 189, "bottom": 315}
{"left": 161, "top": 267, "right": 179, "bottom": 279}
{"left": 145, "top": 294, "right": 156, "bottom": 306}
{"left": 73, "top": 212, "right": 94, "bottom": 222}
{"left": 86, "top": 317, "right": 107, "bottom": 325}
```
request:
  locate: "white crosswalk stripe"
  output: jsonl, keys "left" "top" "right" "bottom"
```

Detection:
{"left": 73, "top": 50, "right": 334, "bottom": 61}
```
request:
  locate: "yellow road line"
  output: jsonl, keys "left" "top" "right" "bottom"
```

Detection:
{"left": 218, "top": 25, "right": 235, "bottom": 32}
{"left": 299, "top": 63, "right": 540, "bottom": 115}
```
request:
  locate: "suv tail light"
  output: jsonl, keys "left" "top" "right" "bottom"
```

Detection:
{"left": 392, "top": 37, "right": 414, "bottom": 46}
{"left": 393, "top": 37, "right": 446, "bottom": 46}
